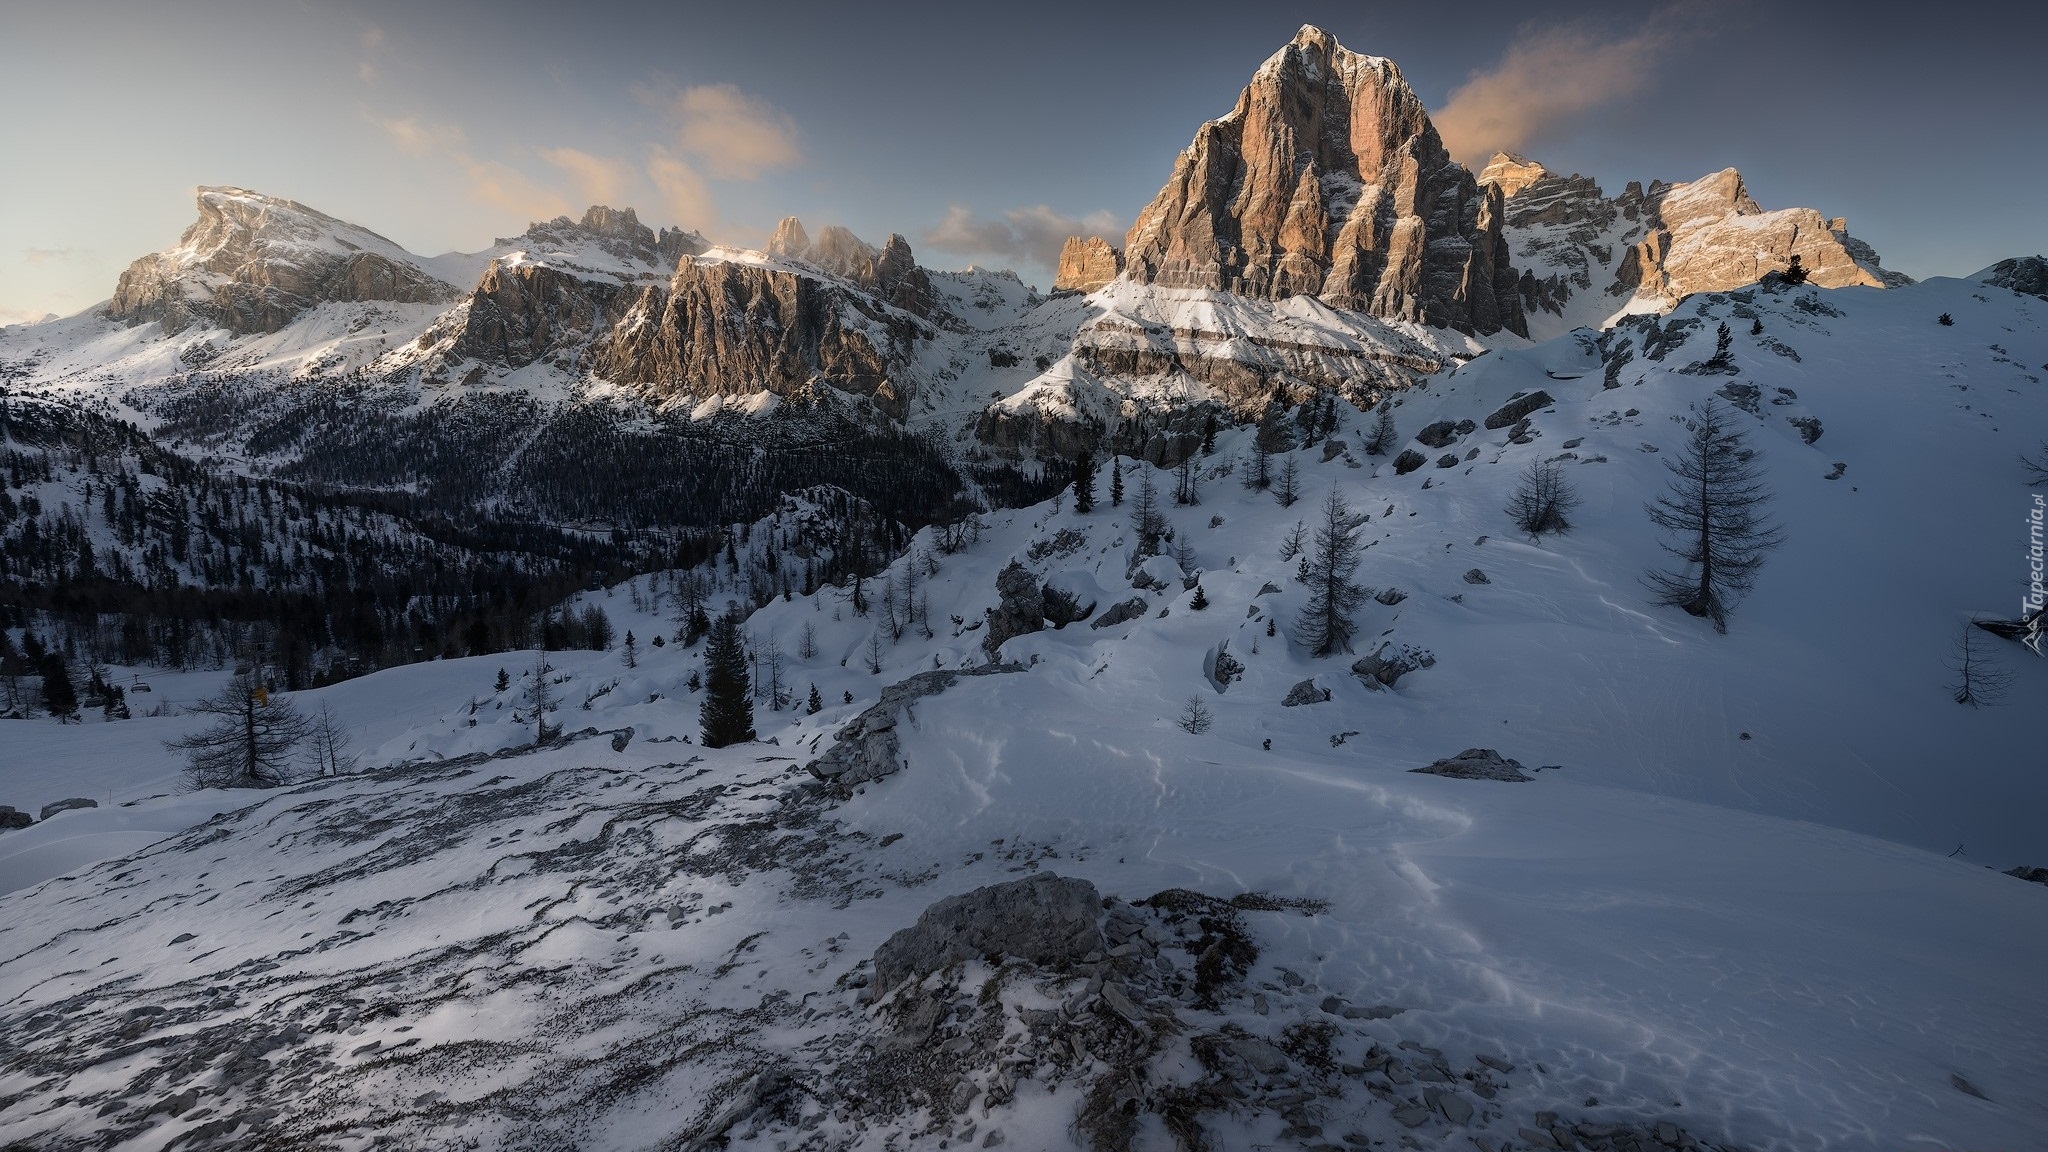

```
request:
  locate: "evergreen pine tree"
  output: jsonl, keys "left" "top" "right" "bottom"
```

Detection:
{"left": 699, "top": 610, "right": 756, "bottom": 748}
{"left": 1073, "top": 451, "right": 1097, "bottom": 514}
{"left": 40, "top": 653, "right": 78, "bottom": 722}
{"left": 1110, "top": 457, "right": 1124, "bottom": 507}
{"left": 1295, "top": 489, "right": 1369, "bottom": 657}
{"left": 806, "top": 683, "right": 823, "bottom": 714}
{"left": 1644, "top": 400, "right": 1786, "bottom": 632}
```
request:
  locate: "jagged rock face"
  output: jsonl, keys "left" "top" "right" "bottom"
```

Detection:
{"left": 763, "top": 218, "right": 940, "bottom": 319}
{"left": 1122, "top": 26, "right": 1524, "bottom": 337}
{"left": 869, "top": 873, "right": 1104, "bottom": 998}
{"left": 510, "top": 205, "right": 707, "bottom": 269}
{"left": 440, "top": 261, "right": 630, "bottom": 368}
{"left": 1482, "top": 155, "right": 1907, "bottom": 333}
{"left": 1980, "top": 256, "right": 2048, "bottom": 298}
{"left": 108, "top": 187, "right": 456, "bottom": 335}
{"left": 594, "top": 258, "right": 922, "bottom": 418}
{"left": 1053, "top": 236, "right": 1124, "bottom": 293}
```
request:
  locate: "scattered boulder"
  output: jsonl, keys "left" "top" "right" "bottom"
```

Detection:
{"left": 1415, "top": 419, "right": 1474, "bottom": 449}
{"left": 1320, "top": 439, "right": 1348, "bottom": 462}
{"left": 1393, "top": 449, "right": 1427, "bottom": 476}
{"left": 0, "top": 806, "right": 32, "bottom": 831}
{"left": 1411, "top": 748, "right": 1533, "bottom": 782}
{"left": 1091, "top": 597, "right": 1150, "bottom": 630}
{"left": 1282, "top": 679, "right": 1331, "bottom": 707}
{"left": 39, "top": 798, "right": 98, "bottom": 820}
{"left": 1787, "top": 415, "right": 1823, "bottom": 444}
{"left": 1483, "top": 390, "right": 1553, "bottom": 430}
{"left": 1462, "top": 568, "right": 1490, "bottom": 585}
{"left": 1436, "top": 453, "right": 1460, "bottom": 469}
{"left": 2006, "top": 865, "right": 2048, "bottom": 887}
{"left": 1351, "top": 643, "right": 1436, "bottom": 689}
{"left": 984, "top": 561, "right": 1045, "bottom": 656}
{"left": 870, "top": 874, "right": 1104, "bottom": 996}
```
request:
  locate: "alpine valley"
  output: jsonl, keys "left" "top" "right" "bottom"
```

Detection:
{"left": 0, "top": 24, "right": 2043, "bottom": 1152}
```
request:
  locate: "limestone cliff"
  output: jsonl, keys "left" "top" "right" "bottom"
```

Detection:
{"left": 1121, "top": 26, "right": 1524, "bottom": 337}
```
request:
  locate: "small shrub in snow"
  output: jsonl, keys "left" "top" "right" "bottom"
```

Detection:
{"left": 1176, "top": 695, "right": 1213, "bottom": 734}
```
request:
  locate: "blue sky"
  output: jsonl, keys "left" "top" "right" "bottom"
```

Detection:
{"left": 2, "top": 0, "right": 2042, "bottom": 323}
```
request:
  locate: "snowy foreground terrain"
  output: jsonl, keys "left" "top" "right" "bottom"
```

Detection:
{"left": 2, "top": 276, "right": 2045, "bottom": 1150}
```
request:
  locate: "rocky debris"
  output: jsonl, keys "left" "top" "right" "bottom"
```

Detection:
{"left": 1121, "top": 26, "right": 1525, "bottom": 336}
{"left": 2006, "top": 865, "right": 2048, "bottom": 887}
{"left": 1484, "top": 389, "right": 1554, "bottom": 430}
{"left": 1978, "top": 255, "right": 2048, "bottom": 299}
{"left": 1410, "top": 748, "right": 1533, "bottom": 782}
{"left": 38, "top": 797, "right": 98, "bottom": 820}
{"left": 1091, "top": 597, "right": 1151, "bottom": 630}
{"left": 806, "top": 664, "right": 1025, "bottom": 788}
{"left": 1436, "top": 453, "right": 1461, "bottom": 469}
{"left": 1462, "top": 568, "right": 1490, "bottom": 585}
{"left": 0, "top": 805, "right": 32, "bottom": 831}
{"left": 108, "top": 187, "right": 457, "bottom": 335}
{"left": 1416, "top": 419, "right": 1475, "bottom": 448}
{"left": 984, "top": 561, "right": 1046, "bottom": 656}
{"left": 1393, "top": 449, "right": 1427, "bottom": 475}
{"left": 1282, "top": 679, "right": 1331, "bottom": 707}
{"left": 871, "top": 874, "right": 1106, "bottom": 998}
{"left": 1041, "top": 580, "right": 1097, "bottom": 629}
{"left": 1053, "top": 236, "right": 1125, "bottom": 293}
{"left": 1352, "top": 643, "right": 1434, "bottom": 689}
{"left": 1787, "top": 415, "right": 1823, "bottom": 444}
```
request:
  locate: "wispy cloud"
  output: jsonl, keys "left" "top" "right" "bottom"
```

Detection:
{"left": 24, "top": 247, "right": 82, "bottom": 267}
{"left": 1434, "top": 8, "right": 1709, "bottom": 166}
{"left": 922, "top": 205, "right": 1124, "bottom": 271}
{"left": 638, "top": 82, "right": 802, "bottom": 181}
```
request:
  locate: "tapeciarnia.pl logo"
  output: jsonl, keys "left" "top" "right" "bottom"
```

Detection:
{"left": 2027, "top": 493, "right": 2045, "bottom": 655}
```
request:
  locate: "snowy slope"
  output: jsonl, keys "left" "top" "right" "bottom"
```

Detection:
{"left": 1, "top": 275, "right": 2041, "bottom": 1150}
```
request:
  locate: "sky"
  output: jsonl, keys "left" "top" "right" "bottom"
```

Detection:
{"left": 1, "top": 0, "right": 2044, "bottom": 325}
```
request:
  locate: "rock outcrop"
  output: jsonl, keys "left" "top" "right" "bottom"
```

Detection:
{"left": 806, "top": 664, "right": 1025, "bottom": 788}
{"left": 1480, "top": 154, "right": 1908, "bottom": 334}
{"left": 1053, "top": 236, "right": 1124, "bottom": 293}
{"left": 1122, "top": 26, "right": 1524, "bottom": 337}
{"left": 982, "top": 560, "right": 1045, "bottom": 656}
{"left": 1979, "top": 255, "right": 2048, "bottom": 299}
{"left": 108, "top": 187, "right": 457, "bottom": 335}
{"left": 1410, "top": 748, "right": 1533, "bottom": 782}
{"left": 595, "top": 258, "right": 925, "bottom": 418}
{"left": 870, "top": 874, "right": 1104, "bottom": 997}
{"left": 760, "top": 217, "right": 939, "bottom": 319}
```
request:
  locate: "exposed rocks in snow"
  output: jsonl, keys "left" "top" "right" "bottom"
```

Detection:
{"left": 1978, "top": 255, "right": 2048, "bottom": 299}
{"left": 2006, "top": 866, "right": 2048, "bottom": 887}
{"left": 1411, "top": 748, "right": 1534, "bottom": 782}
{"left": 807, "top": 664, "right": 1025, "bottom": 788}
{"left": 1053, "top": 236, "right": 1125, "bottom": 293}
{"left": 984, "top": 561, "right": 1046, "bottom": 656}
{"left": 0, "top": 806, "right": 32, "bottom": 831}
{"left": 1484, "top": 389, "right": 1554, "bottom": 430}
{"left": 38, "top": 798, "right": 97, "bottom": 820}
{"left": 1282, "top": 679, "right": 1331, "bottom": 707}
{"left": 1417, "top": 418, "right": 1475, "bottom": 448}
{"left": 1351, "top": 643, "right": 1436, "bottom": 689}
{"left": 1089, "top": 596, "right": 1151, "bottom": 632}
{"left": 1787, "top": 415, "right": 1823, "bottom": 444}
{"left": 1393, "top": 448, "right": 1427, "bottom": 475}
{"left": 1122, "top": 26, "right": 1525, "bottom": 336}
{"left": 870, "top": 874, "right": 1105, "bottom": 997}
{"left": 1463, "top": 568, "right": 1491, "bottom": 584}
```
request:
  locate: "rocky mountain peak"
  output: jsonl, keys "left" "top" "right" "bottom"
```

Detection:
{"left": 505, "top": 205, "right": 706, "bottom": 270}
{"left": 1053, "top": 236, "right": 1125, "bottom": 293}
{"left": 1122, "top": 26, "right": 1523, "bottom": 336}
{"left": 1478, "top": 153, "right": 1554, "bottom": 198}
{"left": 107, "top": 186, "right": 456, "bottom": 335}
{"left": 767, "top": 216, "right": 812, "bottom": 260}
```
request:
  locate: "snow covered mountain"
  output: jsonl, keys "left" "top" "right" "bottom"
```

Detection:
{"left": 2, "top": 271, "right": 2044, "bottom": 1151}
{"left": 1478, "top": 153, "right": 1910, "bottom": 339}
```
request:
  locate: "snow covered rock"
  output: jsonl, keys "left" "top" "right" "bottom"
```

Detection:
{"left": 107, "top": 187, "right": 458, "bottom": 335}
{"left": 870, "top": 874, "right": 1104, "bottom": 997}
{"left": 807, "top": 665, "right": 1024, "bottom": 787}
{"left": 983, "top": 561, "right": 1045, "bottom": 656}
{"left": 1484, "top": 389, "right": 1554, "bottom": 430}
{"left": 1090, "top": 596, "right": 1150, "bottom": 630}
{"left": 0, "top": 807, "right": 32, "bottom": 832}
{"left": 1352, "top": 643, "right": 1435, "bottom": 689}
{"left": 1978, "top": 255, "right": 2048, "bottom": 299}
{"left": 1282, "top": 678, "right": 1331, "bottom": 706}
{"left": 37, "top": 798, "right": 97, "bottom": 820}
{"left": 1410, "top": 748, "right": 1533, "bottom": 782}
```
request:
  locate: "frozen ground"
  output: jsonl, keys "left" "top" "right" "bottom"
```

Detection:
{"left": 0, "top": 275, "right": 2044, "bottom": 1150}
